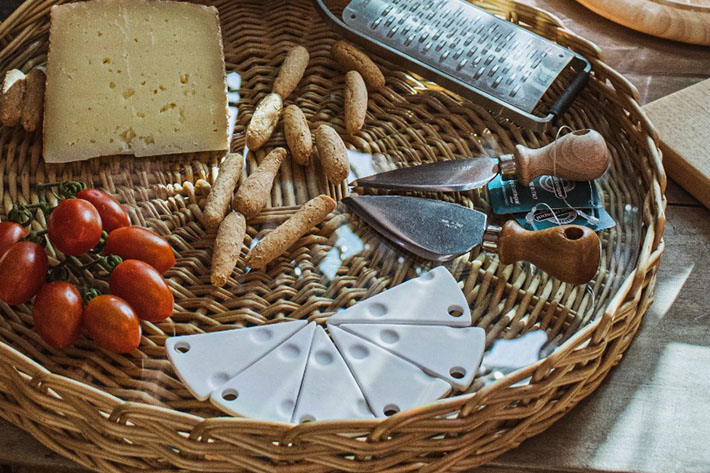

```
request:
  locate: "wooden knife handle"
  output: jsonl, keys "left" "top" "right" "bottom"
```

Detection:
{"left": 513, "top": 129, "right": 610, "bottom": 185}
{"left": 496, "top": 220, "right": 600, "bottom": 285}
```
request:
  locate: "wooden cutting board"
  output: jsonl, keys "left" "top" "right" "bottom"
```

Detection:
{"left": 644, "top": 78, "right": 710, "bottom": 209}
{"left": 574, "top": 0, "right": 710, "bottom": 46}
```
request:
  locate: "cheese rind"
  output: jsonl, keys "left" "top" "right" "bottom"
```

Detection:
{"left": 43, "top": 0, "right": 229, "bottom": 163}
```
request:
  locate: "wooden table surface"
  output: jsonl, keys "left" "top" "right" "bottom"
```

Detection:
{"left": 1, "top": 1, "right": 709, "bottom": 472}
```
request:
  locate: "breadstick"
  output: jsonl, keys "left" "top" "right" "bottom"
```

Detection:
{"left": 245, "top": 195, "right": 336, "bottom": 269}
{"left": 284, "top": 105, "right": 312, "bottom": 165}
{"left": 203, "top": 153, "right": 243, "bottom": 230}
{"left": 21, "top": 67, "right": 45, "bottom": 132}
{"left": 273, "top": 46, "right": 309, "bottom": 100}
{"left": 331, "top": 41, "right": 385, "bottom": 90}
{"left": 232, "top": 147, "right": 286, "bottom": 218}
{"left": 194, "top": 179, "right": 212, "bottom": 196}
{"left": 314, "top": 124, "right": 349, "bottom": 183}
{"left": 246, "top": 93, "right": 282, "bottom": 150}
{"left": 210, "top": 211, "right": 247, "bottom": 287}
{"left": 0, "top": 69, "right": 25, "bottom": 127}
{"left": 344, "top": 70, "right": 367, "bottom": 135}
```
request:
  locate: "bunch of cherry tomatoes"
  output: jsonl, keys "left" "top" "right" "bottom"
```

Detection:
{"left": 0, "top": 183, "right": 176, "bottom": 353}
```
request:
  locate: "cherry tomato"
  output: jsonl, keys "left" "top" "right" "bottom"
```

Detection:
{"left": 47, "top": 199, "right": 103, "bottom": 256}
{"left": 0, "top": 221, "right": 28, "bottom": 257}
{"left": 109, "top": 260, "right": 173, "bottom": 322}
{"left": 83, "top": 295, "right": 141, "bottom": 353}
{"left": 77, "top": 189, "right": 130, "bottom": 233}
{"left": 0, "top": 241, "right": 48, "bottom": 305}
{"left": 103, "top": 226, "right": 175, "bottom": 274}
{"left": 32, "top": 282, "right": 83, "bottom": 348}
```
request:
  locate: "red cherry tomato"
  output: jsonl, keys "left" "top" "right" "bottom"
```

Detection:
{"left": 103, "top": 226, "right": 175, "bottom": 274}
{"left": 77, "top": 189, "right": 130, "bottom": 233}
{"left": 32, "top": 282, "right": 83, "bottom": 348}
{"left": 83, "top": 295, "right": 141, "bottom": 353}
{"left": 109, "top": 260, "right": 173, "bottom": 322}
{"left": 47, "top": 199, "right": 103, "bottom": 256}
{"left": 0, "top": 221, "right": 28, "bottom": 258}
{"left": 0, "top": 241, "right": 48, "bottom": 305}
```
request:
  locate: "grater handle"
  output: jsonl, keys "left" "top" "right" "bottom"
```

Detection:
{"left": 496, "top": 221, "right": 600, "bottom": 285}
{"left": 549, "top": 61, "right": 590, "bottom": 120}
{"left": 513, "top": 129, "right": 610, "bottom": 185}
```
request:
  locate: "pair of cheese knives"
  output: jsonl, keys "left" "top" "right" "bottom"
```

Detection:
{"left": 344, "top": 130, "right": 610, "bottom": 285}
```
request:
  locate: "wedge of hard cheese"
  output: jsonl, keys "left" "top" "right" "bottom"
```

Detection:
{"left": 43, "top": 0, "right": 229, "bottom": 163}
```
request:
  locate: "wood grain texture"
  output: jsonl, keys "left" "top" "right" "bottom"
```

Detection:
{"left": 527, "top": 0, "right": 710, "bottom": 103}
{"left": 643, "top": 79, "right": 710, "bottom": 209}
{"left": 513, "top": 129, "right": 610, "bottom": 185}
{"left": 575, "top": 0, "right": 710, "bottom": 45}
{"left": 497, "top": 222, "right": 601, "bottom": 285}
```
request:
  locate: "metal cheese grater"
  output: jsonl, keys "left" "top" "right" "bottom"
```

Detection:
{"left": 314, "top": 0, "right": 591, "bottom": 131}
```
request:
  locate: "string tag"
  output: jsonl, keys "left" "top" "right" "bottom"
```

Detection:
{"left": 548, "top": 126, "right": 601, "bottom": 228}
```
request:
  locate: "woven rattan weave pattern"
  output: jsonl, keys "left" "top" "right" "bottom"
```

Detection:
{"left": 0, "top": 0, "right": 665, "bottom": 472}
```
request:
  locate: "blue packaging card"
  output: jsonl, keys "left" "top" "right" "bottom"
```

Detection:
{"left": 514, "top": 207, "right": 616, "bottom": 232}
{"left": 488, "top": 175, "right": 601, "bottom": 215}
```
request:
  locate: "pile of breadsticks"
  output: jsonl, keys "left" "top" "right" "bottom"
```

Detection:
{"left": 0, "top": 67, "right": 46, "bottom": 132}
{"left": 205, "top": 41, "right": 385, "bottom": 288}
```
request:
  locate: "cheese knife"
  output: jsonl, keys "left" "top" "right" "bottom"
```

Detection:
{"left": 350, "top": 129, "right": 610, "bottom": 192}
{"left": 343, "top": 195, "right": 600, "bottom": 285}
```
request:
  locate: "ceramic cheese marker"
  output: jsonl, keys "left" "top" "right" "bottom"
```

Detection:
{"left": 165, "top": 320, "right": 307, "bottom": 401}
{"left": 481, "top": 330, "right": 548, "bottom": 372}
{"left": 210, "top": 322, "right": 316, "bottom": 422}
{"left": 327, "top": 266, "right": 472, "bottom": 326}
{"left": 351, "top": 130, "right": 610, "bottom": 191}
{"left": 329, "top": 325, "right": 451, "bottom": 418}
{"left": 337, "top": 323, "right": 485, "bottom": 390}
{"left": 292, "top": 326, "right": 375, "bottom": 423}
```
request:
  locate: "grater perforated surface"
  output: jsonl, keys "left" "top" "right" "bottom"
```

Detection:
{"left": 343, "top": 0, "right": 575, "bottom": 113}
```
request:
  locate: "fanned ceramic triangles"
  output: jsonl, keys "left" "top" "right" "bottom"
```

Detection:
{"left": 166, "top": 320, "right": 307, "bottom": 400}
{"left": 292, "top": 326, "right": 374, "bottom": 423}
{"left": 210, "top": 322, "right": 316, "bottom": 422}
{"left": 339, "top": 323, "right": 485, "bottom": 390}
{"left": 329, "top": 325, "right": 451, "bottom": 418}
{"left": 327, "top": 266, "right": 471, "bottom": 326}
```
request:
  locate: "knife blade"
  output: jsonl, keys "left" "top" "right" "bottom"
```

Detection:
{"left": 343, "top": 195, "right": 600, "bottom": 285}
{"left": 350, "top": 129, "right": 610, "bottom": 192}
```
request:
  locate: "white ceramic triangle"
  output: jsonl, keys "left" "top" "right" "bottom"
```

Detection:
{"left": 166, "top": 320, "right": 307, "bottom": 401}
{"left": 482, "top": 330, "right": 548, "bottom": 371}
{"left": 329, "top": 325, "right": 451, "bottom": 418}
{"left": 339, "top": 323, "right": 485, "bottom": 390}
{"left": 209, "top": 322, "right": 316, "bottom": 422}
{"left": 327, "top": 266, "right": 471, "bottom": 326}
{"left": 292, "top": 326, "right": 375, "bottom": 423}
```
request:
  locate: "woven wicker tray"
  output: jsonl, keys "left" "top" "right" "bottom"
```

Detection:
{"left": 0, "top": 0, "right": 665, "bottom": 472}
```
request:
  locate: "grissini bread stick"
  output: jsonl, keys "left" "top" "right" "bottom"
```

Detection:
{"left": 284, "top": 105, "right": 312, "bottom": 165}
{"left": 0, "top": 69, "right": 25, "bottom": 127}
{"left": 21, "top": 67, "right": 45, "bottom": 132}
{"left": 245, "top": 195, "right": 336, "bottom": 269}
{"left": 210, "top": 211, "right": 247, "bottom": 287}
{"left": 331, "top": 41, "right": 385, "bottom": 90}
{"left": 194, "top": 179, "right": 212, "bottom": 196}
{"left": 246, "top": 92, "right": 282, "bottom": 150}
{"left": 203, "top": 153, "right": 244, "bottom": 230}
{"left": 344, "top": 70, "right": 367, "bottom": 135}
{"left": 232, "top": 147, "right": 287, "bottom": 218}
{"left": 314, "top": 124, "right": 349, "bottom": 183}
{"left": 273, "top": 45, "right": 309, "bottom": 100}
